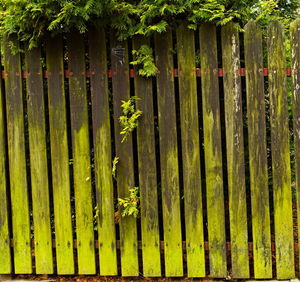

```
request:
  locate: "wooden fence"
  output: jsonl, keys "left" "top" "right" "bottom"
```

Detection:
{"left": 0, "top": 19, "right": 300, "bottom": 279}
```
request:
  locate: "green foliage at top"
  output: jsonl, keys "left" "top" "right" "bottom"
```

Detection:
{"left": 0, "top": 0, "right": 299, "bottom": 48}
{"left": 131, "top": 45, "right": 158, "bottom": 77}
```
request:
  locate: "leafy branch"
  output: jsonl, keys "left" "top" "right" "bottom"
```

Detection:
{"left": 118, "top": 187, "right": 140, "bottom": 218}
{"left": 119, "top": 96, "right": 142, "bottom": 143}
{"left": 131, "top": 45, "right": 158, "bottom": 77}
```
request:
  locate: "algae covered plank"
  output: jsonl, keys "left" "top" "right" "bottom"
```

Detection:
{"left": 46, "top": 35, "right": 74, "bottom": 274}
{"left": 133, "top": 36, "right": 161, "bottom": 277}
{"left": 67, "top": 32, "right": 96, "bottom": 274}
{"left": 155, "top": 30, "right": 183, "bottom": 277}
{"left": 221, "top": 23, "right": 249, "bottom": 278}
{"left": 176, "top": 24, "right": 205, "bottom": 277}
{"left": 3, "top": 35, "right": 32, "bottom": 274}
{"left": 291, "top": 18, "right": 300, "bottom": 277}
{"left": 89, "top": 28, "right": 118, "bottom": 276}
{"left": 268, "top": 21, "right": 294, "bottom": 279}
{"left": 244, "top": 20, "right": 272, "bottom": 278}
{"left": 0, "top": 42, "right": 11, "bottom": 274}
{"left": 110, "top": 35, "right": 139, "bottom": 276}
{"left": 25, "top": 46, "right": 53, "bottom": 274}
{"left": 199, "top": 23, "right": 226, "bottom": 277}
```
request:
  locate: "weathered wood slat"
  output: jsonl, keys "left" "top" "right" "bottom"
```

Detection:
{"left": 46, "top": 35, "right": 74, "bottom": 274}
{"left": 291, "top": 18, "right": 300, "bottom": 276}
{"left": 110, "top": 34, "right": 139, "bottom": 276}
{"left": 88, "top": 28, "right": 118, "bottom": 276}
{"left": 155, "top": 30, "right": 183, "bottom": 277}
{"left": 176, "top": 24, "right": 205, "bottom": 277}
{"left": 133, "top": 36, "right": 161, "bottom": 277}
{"left": 25, "top": 46, "right": 53, "bottom": 274}
{"left": 221, "top": 23, "right": 249, "bottom": 278}
{"left": 199, "top": 24, "right": 226, "bottom": 277}
{"left": 268, "top": 21, "right": 294, "bottom": 279}
{"left": 3, "top": 36, "right": 32, "bottom": 274}
{"left": 0, "top": 43, "right": 11, "bottom": 274}
{"left": 244, "top": 20, "right": 272, "bottom": 278}
{"left": 67, "top": 32, "right": 96, "bottom": 274}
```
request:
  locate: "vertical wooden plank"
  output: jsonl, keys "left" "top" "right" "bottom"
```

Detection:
{"left": 110, "top": 35, "right": 139, "bottom": 276}
{"left": 268, "top": 21, "right": 294, "bottom": 279}
{"left": 176, "top": 24, "right": 205, "bottom": 277}
{"left": 67, "top": 32, "right": 96, "bottom": 274}
{"left": 46, "top": 35, "right": 74, "bottom": 274}
{"left": 199, "top": 24, "right": 226, "bottom": 277}
{"left": 155, "top": 30, "right": 183, "bottom": 277}
{"left": 133, "top": 36, "right": 161, "bottom": 277}
{"left": 88, "top": 28, "right": 118, "bottom": 276}
{"left": 0, "top": 43, "right": 11, "bottom": 274}
{"left": 3, "top": 36, "right": 32, "bottom": 274}
{"left": 244, "top": 20, "right": 272, "bottom": 278}
{"left": 221, "top": 23, "right": 249, "bottom": 278}
{"left": 24, "top": 46, "right": 53, "bottom": 274}
{"left": 291, "top": 18, "right": 300, "bottom": 276}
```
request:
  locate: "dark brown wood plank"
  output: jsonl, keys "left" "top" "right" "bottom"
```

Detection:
{"left": 244, "top": 20, "right": 272, "bottom": 278}
{"left": 88, "top": 28, "right": 118, "bottom": 276}
{"left": 110, "top": 34, "right": 139, "bottom": 276}
{"left": 199, "top": 23, "right": 226, "bottom": 277}
{"left": 221, "top": 23, "right": 249, "bottom": 278}
{"left": 155, "top": 30, "right": 183, "bottom": 277}
{"left": 25, "top": 46, "right": 53, "bottom": 274}
{"left": 268, "top": 20, "right": 294, "bottom": 279}
{"left": 46, "top": 34, "right": 74, "bottom": 274}
{"left": 67, "top": 32, "right": 96, "bottom": 274}
{"left": 291, "top": 17, "right": 300, "bottom": 276}
{"left": 133, "top": 36, "right": 161, "bottom": 277}
{"left": 0, "top": 42, "right": 11, "bottom": 274}
{"left": 3, "top": 35, "right": 32, "bottom": 274}
{"left": 176, "top": 23, "right": 205, "bottom": 277}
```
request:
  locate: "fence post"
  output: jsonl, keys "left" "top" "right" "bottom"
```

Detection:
{"left": 3, "top": 35, "right": 32, "bottom": 274}
{"left": 177, "top": 23, "right": 205, "bottom": 277}
{"left": 244, "top": 19, "right": 272, "bottom": 278}
{"left": 199, "top": 23, "right": 227, "bottom": 277}
{"left": 133, "top": 36, "right": 161, "bottom": 277}
{"left": 221, "top": 22, "right": 249, "bottom": 278}
{"left": 155, "top": 30, "right": 183, "bottom": 277}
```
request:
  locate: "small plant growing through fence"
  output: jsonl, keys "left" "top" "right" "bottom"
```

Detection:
{"left": 119, "top": 96, "right": 142, "bottom": 143}
{"left": 112, "top": 156, "right": 119, "bottom": 179}
{"left": 118, "top": 187, "right": 140, "bottom": 218}
{"left": 131, "top": 45, "right": 158, "bottom": 77}
{"left": 93, "top": 205, "right": 99, "bottom": 230}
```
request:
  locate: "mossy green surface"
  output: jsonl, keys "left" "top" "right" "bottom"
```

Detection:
{"left": 244, "top": 20, "right": 272, "bottom": 279}
{"left": 221, "top": 23, "right": 249, "bottom": 278}
{"left": 177, "top": 23, "right": 205, "bottom": 278}
{"left": 268, "top": 20, "right": 295, "bottom": 279}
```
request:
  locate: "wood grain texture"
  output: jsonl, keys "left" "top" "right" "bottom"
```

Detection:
{"left": 133, "top": 36, "right": 161, "bottom": 277}
{"left": 25, "top": 46, "right": 53, "bottom": 274}
{"left": 3, "top": 35, "right": 32, "bottom": 274}
{"left": 0, "top": 42, "right": 11, "bottom": 274}
{"left": 46, "top": 35, "right": 74, "bottom": 274}
{"left": 67, "top": 32, "right": 96, "bottom": 274}
{"left": 199, "top": 23, "right": 226, "bottom": 277}
{"left": 176, "top": 23, "right": 205, "bottom": 277}
{"left": 291, "top": 18, "right": 300, "bottom": 277}
{"left": 268, "top": 20, "right": 294, "bottom": 279}
{"left": 221, "top": 23, "right": 249, "bottom": 278}
{"left": 155, "top": 30, "right": 183, "bottom": 277}
{"left": 89, "top": 28, "right": 118, "bottom": 276}
{"left": 244, "top": 20, "right": 272, "bottom": 278}
{"left": 111, "top": 34, "right": 139, "bottom": 276}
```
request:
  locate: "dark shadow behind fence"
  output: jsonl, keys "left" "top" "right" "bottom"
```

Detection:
{"left": 0, "top": 20, "right": 299, "bottom": 279}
